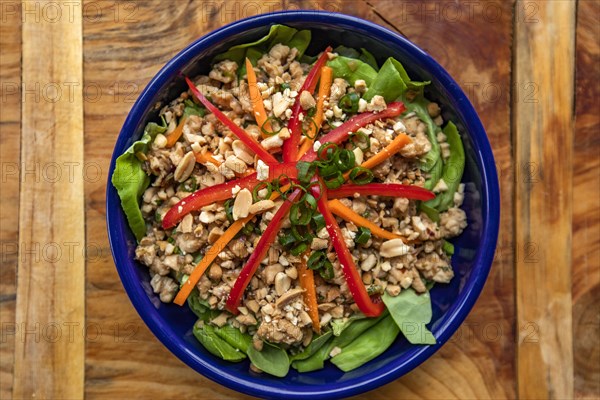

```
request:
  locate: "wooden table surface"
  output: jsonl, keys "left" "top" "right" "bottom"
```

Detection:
{"left": 1, "top": 1, "right": 598, "bottom": 399}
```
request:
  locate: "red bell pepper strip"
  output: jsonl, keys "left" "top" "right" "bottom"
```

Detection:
{"left": 282, "top": 46, "right": 332, "bottom": 163}
{"left": 184, "top": 76, "right": 277, "bottom": 165}
{"left": 225, "top": 189, "right": 302, "bottom": 314}
{"left": 310, "top": 179, "right": 385, "bottom": 317}
{"left": 329, "top": 183, "right": 435, "bottom": 201}
{"left": 161, "top": 162, "right": 298, "bottom": 229}
{"left": 301, "top": 102, "right": 406, "bottom": 162}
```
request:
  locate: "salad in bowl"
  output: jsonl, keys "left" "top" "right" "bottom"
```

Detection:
{"left": 112, "top": 24, "right": 469, "bottom": 378}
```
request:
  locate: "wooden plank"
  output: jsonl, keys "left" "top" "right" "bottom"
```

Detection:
{"left": 573, "top": 1, "right": 600, "bottom": 398}
{"left": 83, "top": 0, "right": 513, "bottom": 398}
{"left": 13, "top": 1, "right": 85, "bottom": 398}
{"left": 0, "top": 2, "right": 22, "bottom": 398}
{"left": 345, "top": 1, "right": 515, "bottom": 399}
{"left": 82, "top": 1, "right": 269, "bottom": 398}
{"left": 514, "top": 1, "right": 575, "bottom": 399}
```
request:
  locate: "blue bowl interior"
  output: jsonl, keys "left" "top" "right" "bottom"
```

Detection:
{"left": 106, "top": 11, "right": 499, "bottom": 399}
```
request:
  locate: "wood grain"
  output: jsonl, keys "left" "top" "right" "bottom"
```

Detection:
{"left": 344, "top": 1, "right": 516, "bottom": 399}
{"left": 0, "top": 2, "right": 21, "bottom": 398}
{"left": 82, "top": 2, "right": 261, "bottom": 399}
{"left": 514, "top": 1, "right": 576, "bottom": 399}
{"left": 12, "top": 1, "right": 85, "bottom": 398}
{"left": 83, "top": 1, "right": 514, "bottom": 399}
{"left": 0, "top": 0, "right": 596, "bottom": 398}
{"left": 573, "top": 1, "right": 600, "bottom": 398}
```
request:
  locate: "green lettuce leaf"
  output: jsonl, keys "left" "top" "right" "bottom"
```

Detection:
{"left": 247, "top": 341, "right": 290, "bottom": 377}
{"left": 333, "top": 45, "right": 379, "bottom": 70}
{"left": 330, "top": 314, "right": 400, "bottom": 371}
{"left": 111, "top": 121, "right": 166, "bottom": 241}
{"left": 383, "top": 290, "right": 437, "bottom": 345}
{"left": 395, "top": 93, "right": 442, "bottom": 173}
{"left": 424, "top": 122, "right": 465, "bottom": 211}
{"left": 187, "top": 291, "right": 219, "bottom": 322}
{"left": 327, "top": 56, "right": 378, "bottom": 87}
{"left": 214, "top": 324, "right": 252, "bottom": 354}
{"left": 193, "top": 323, "right": 246, "bottom": 362}
{"left": 289, "top": 331, "right": 333, "bottom": 363}
{"left": 213, "top": 24, "right": 311, "bottom": 77}
{"left": 330, "top": 313, "right": 366, "bottom": 336}
{"left": 291, "top": 311, "right": 387, "bottom": 372}
{"left": 363, "top": 58, "right": 429, "bottom": 103}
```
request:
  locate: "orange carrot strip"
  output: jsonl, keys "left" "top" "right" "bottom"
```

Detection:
{"left": 245, "top": 58, "right": 271, "bottom": 138}
{"left": 342, "top": 133, "right": 412, "bottom": 180}
{"left": 166, "top": 117, "right": 186, "bottom": 148}
{"left": 328, "top": 199, "right": 404, "bottom": 241}
{"left": 298, "top": 253, "right": 321, "bottom": 334}
{"left": 298, "top": 66, "right": 333, "bottom": 158}
{"left": 361, "top": 133, "right": 411, "bottom": 170}
{"left": 194, "top": 150, "right": 221, "bottom": 166}
{"left": 174, "top": 215, "right": 252, "bottom": 305}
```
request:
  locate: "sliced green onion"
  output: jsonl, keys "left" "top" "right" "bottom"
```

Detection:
{"left": 350, "top": 131, "right": 370, "bottom": 151}
{"left": 290, "top": 242, "right": 309, "bottom": 256}
{"left": 317, "top": 142, "right": 338, "bottom": 162}
{"left": 290, "top": 203, "right": 312, "bottom": 225}
{"left": 273, "top": 174, "right": 292, "bottom": 199}
{"left": 307, "top": 251, "right": 326, "bottom": 270}
{"left": 319, "top": 261, "right": 334, "bottom": 280}
{"left": 324, "top": 171, "right": 345, "bottom": 189}
{"left": 292, "top": 224, "right": 311, "bottom": 242}
{"left": 192, "top": 253, "right": 203, "bottom": 264}
{"left": 355, "top": 227, "right": 371, "bottom": 245}
{"left": 307, "top": 107, "right": 316, "bottom": 117}
{"left": 419, "top": 203, "right": 440, "bottom": 222}
{"left": 252, "top": 181, "right": 272, "bottom": 202}
{"left": 279, "top": 233, "right": 297, "bottom": 247}
{"left": 183, "top": 176, "right": 197, "bottom": 192}
{"left": 367, "top": 284, "right": 383, "bottom": 296}
{"left": 224, "top": 199, "right": 234, "bottom": 222}
{"left": 312, "top": 213, "right": 325, "bottom": 232}
{"left": 296, "top": 161, "right": 317, "bottom": 184}
{"left": 339, "top": 92, "right": 360, "bottom": 113}
{"left": 290, "top": 193, "right": 317, "bottom": 226}
{"left": 242, "top": 222, "right": 255, "bottom": 236}
{"left": 301, "top": 116, "right": 318, "bottom": 139}
{"left": 349, "top": 167, "right": 374, "bottom": 185}
{"left": 335, "top": 149, "right": 356, "bottom": 172}
{"left": 260, "top": 115, "right": 283, "bottom": 136}
{"left": 442, "top": 240, "right": 455, "bottom": 255}
{"left": 317, "top": 162, "right": 339, "bottom": 178}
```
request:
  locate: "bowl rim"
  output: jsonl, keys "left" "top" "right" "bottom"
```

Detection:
{"left": 106, "top": 10, "right": 500, "bottom": 399}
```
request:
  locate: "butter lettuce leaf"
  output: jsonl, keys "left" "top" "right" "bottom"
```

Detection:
{"left": 247, "top": 341, "right": 290, "bottom": 377}
{"left": 424, "top": 121, "right": 465, "bottom": 211}
{"left": 111, "top": 121, "right": 166, "bottom": 241}
{"left": 383, "top": 289, "right": 436, "bottom": 345}
{"left": 327, "top": 56, "right": 378, "bottom": 86}
{"left": 330, "top": 315, "right": 399, "bottom": 371}
{"left": 193, "top": 323, "right": 246, "bottom": 362}
{"left": 213, "top": 24, "right": 311, "bottom": 77}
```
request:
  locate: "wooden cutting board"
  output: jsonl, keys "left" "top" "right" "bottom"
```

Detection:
{"left": 1, "top": 1, "right": 598, "bottom": 399}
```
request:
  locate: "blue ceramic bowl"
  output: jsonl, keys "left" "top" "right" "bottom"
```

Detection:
{"left": 106, "top": 10, "right": 499, "bottom": 399}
